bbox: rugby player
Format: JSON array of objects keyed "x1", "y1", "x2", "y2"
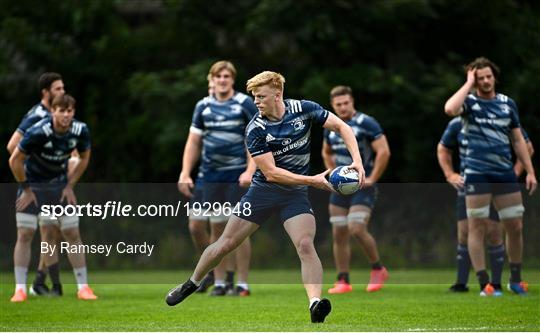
[
  {"x1": 322, "y1": 86, "x2": 390, "y2": 293},
  {"x1": 9, "y1": 94, "x2": 97, "y2": 301},
  {"x1": 166, "y1": 71, "x2": 365, "y2": 323},
  {"x1": 444, "y1": 57, "x2": 536, "y2": 296},
  {"x1": 438, "y1": 117, "x2": 533, "y2": 294},
  {"x1": 7, "y1": 73, "x2": 65, "y2": 296},
  {"x1": 178, "y1": 61, "x2": 258, "y2": 296}
]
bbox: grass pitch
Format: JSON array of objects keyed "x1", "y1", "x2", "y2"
[{"x1": 1, "y1": 269, "x2": 539, "y2": 331}]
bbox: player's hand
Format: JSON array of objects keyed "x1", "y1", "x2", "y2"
[
  {"x1": 61, "y1": 185, "x2": 77, "y2": 205},
  {"x1": 466, "y1": 67, "x2": 476, "y2": 86},
  {"x1": 347, "y1": 162, "x2": 366, "y2": 189},
  {"x1": 446, "y1": 173, "x2": 464, "y2": 190},
  {"x1": 16, "y1": 188, "x2": 38, "y2": 211},
  {"x1": 526, "y1": 173, "x2": 537, "y2": 195},
  {"x1": 312, "y1": 169, "x2": 336, "y2": 192},
  {"x1": 238, "y1": 170, "x2": 254, "y2": 188},
  {"x1": 178, "y1": 173, "x2": 194, "y2": 198}
]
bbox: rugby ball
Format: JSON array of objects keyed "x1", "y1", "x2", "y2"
[{"x1": 329, "y1": 166, "x2": 360, "y2": 195}]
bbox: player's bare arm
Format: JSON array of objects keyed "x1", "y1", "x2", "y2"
[
  {"x1": 61, "y1": 149, "x2": 90, "y2": 205},
  {"x1": 436, "y1": 143, "x2": 463, "y2": 190},
  {"x1": 9, "y1": 147, "x2": 37, "y2": 211},
  {"x1": 6, "y1": 131, "x2": 23, "y2": 155},
  {"x1": 514, "y1": 141, "x2": 534, "y2": 177},
  {"x1": 321, "y1": 141, "x2": 336, "y2": 170},
  {"x1": 252, "y1": 152, "x2": 333, "y2": 192},
  {"x1": 510, "y1": 128, "x2": 537, "y2": 195},
  {"x1": 323, "y1": 112, "x2": 365, "y2": 187},
  {"x1": 178, "y1": 132, "x2": 202, "y2": 197},
  {"x1": 365, "y1": 135, "x2": 390, "y2": 186},
  {"x1": 444, "y1": 68, "x2": 476, "y2": 117},
  {"x1": 238, "y1": 152, "x2": 256, "y2": 188}
]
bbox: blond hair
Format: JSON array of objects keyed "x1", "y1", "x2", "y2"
[
  {"x1": 208, "y1": 60, "x2": 237, "y2": 79},
  {"x1": 246, "y1": 71, "x2": 285, "y2": 93}
]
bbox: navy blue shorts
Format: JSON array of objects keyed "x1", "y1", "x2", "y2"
[
  {"x1": 456, "y1": 191, "x2": 499, "y2": 221},
  {"x1": 189, "y1": 181, "x2": 204, "y2": 206},
  {"x1": 17, "y1": 184, "x2": 65, "y2": 215},
  {"x1": 464, "y1": 172, "x2": 520, "y2": 196},
  {"x1": 203, "y1": 182, "x2": 246, "y2": 205},
  {"x1": 234, "y1": 186, "x2": 313, "y2": 225},
  {"x1": 329, "y1": 186, "x2": 377, "y2": 209}
]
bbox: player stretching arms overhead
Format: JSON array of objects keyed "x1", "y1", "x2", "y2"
[
  {"x1": 166, "y1": 71, "x2": 365, "y2": 323},
  {"x1": 444, "y1": 57, "x2": 536, "y2": 296}
]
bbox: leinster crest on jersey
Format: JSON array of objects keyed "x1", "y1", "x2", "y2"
[{"x1": 293, "y1": 119, "x2": 305, "y2": 131}]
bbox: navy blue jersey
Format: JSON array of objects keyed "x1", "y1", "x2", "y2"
[
  {"x1": 190, "y1": 92, "x2": 258, "y2": 181},
  {"x1": 17, "y1": 103, "x2": 50, "y2": 135},
  {"x1": 18, "y1": 118, "x2": 91, "y2": 183},
  {"x1": 461, "y1": 93, "x2": 520, "y2": 175},
  {"x1": 323, "y1": 112, "x2": 383, "y2": 177},
  {"x1": 440, "y1": 117, "x2": 467, "y2": 173},
  {"x1": 245, "y1": 99, "x2": 329, "y2": 191},
  {"x1": 441, "y1": 116, "x2": 530, "y2": 175}
]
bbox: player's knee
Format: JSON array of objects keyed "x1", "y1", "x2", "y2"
[
  {"x1": 458, "y1": 234, "x2": 468, "y2": 245},
  {"x1": 296, "y1": 237, "x2": 315, "y2": 257},
  {"x1": 504, "y1": 219, "x2": 523, "y2": 236},
  {"x1": 457, "y1": 227, "x2": 468, "y2": 245},
  {"x1": 61, "y1": 227, "x2": 81, "y2": 242},
  {"x1": 487, "y1": 232, "x2": 503, "y2": 247},
  {"x1": 17, "y1": 228, "x2": 35, "y2": 243},
  {"x1": 331, "y1": 222, "x2": 348, "y2": 242},
  {"x1": 498, "y1": 204, "x2": 525, "y2": 220},
  {"x1": 348, "y1": 222, "x2": 368, "y2": 237},
  {"x1": 188, "y1": 220, "x2": 207, "y2": 236},
  {"x1": 467, "y1": 205, "x2": 490, "y2": 219},
  {"x1": 217, "y1": 237, "x2": 238, "y2": 255},
  {"x1": 40, "y1": 225, "x2": 58, "y2": 241},
  {"x1": 332, "y1": 230, "x2": 348, "y2": 244},
  {"x1": 210, "y1": 223, "x2": 226, "y2": 237}
]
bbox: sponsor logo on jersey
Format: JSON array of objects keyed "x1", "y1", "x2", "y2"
[
  {"x1": 272, "y1": 137, "x2": 308, "y2": 156},
  {"x1": 500, "y1": 104, "x2": 510, "y2": 114},
  {"x1": 266, "y1": 133, "x2": 275, "y2": 142},
  {"x1": 282, "y1": 138, "x2": 292, "y2": 145},
  {"x1": 44, "y1": 141, "x2": 53, "y2": 149},
  {"x1": 68, "y1": 139, "x2": 77, "y2": 148},
  {"x1": 474, "y1": 117, "x2": 511, "y2": 126},
  {"x1": 230, "y1": 104, "x2": 243, "y2": 114},
  {"x1": 205, "y1": 120, "x2": 244, "y2": 127},
  {"x1": 471, "y1": 103, "x2": 481, "y2": 111}
]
